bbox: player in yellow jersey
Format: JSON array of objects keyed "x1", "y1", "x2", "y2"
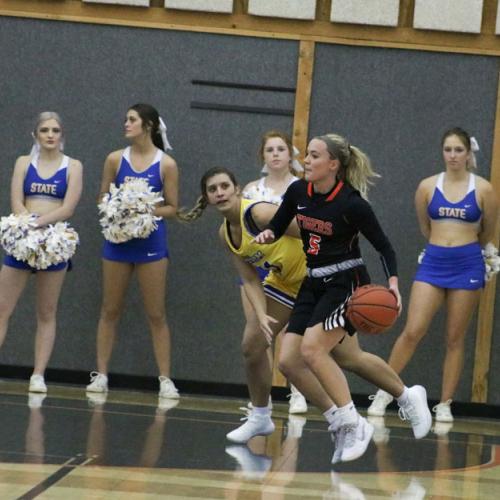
[{"x1": 179, "y1": 167, "x2": 423, "y2": 457}]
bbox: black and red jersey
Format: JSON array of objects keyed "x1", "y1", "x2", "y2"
[{"x1": 267, "y1": 179, "x2": 397, "y2": 277}]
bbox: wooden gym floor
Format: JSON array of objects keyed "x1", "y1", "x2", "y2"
[{"x1": 0, "y1": 380, "x2": 499, "y2": 499}]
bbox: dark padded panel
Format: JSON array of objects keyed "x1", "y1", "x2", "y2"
[
  {"x1": 309, "y1": 43, "x2": 499, "y2": 402},
  {"x1": 0, "y1": 17, "x2": 297, "y2": 384}
]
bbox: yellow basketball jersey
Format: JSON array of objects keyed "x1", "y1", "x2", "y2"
[{"x1": 224, "y1": 199, "x2": 306, "y2": 298}]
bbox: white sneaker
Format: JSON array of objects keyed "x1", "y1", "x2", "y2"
[
  {"x1": 226, "y1": 410, "x2": 275, "y2": 444},
  {"x1": 328, "y1": 412, "x2": 344, "y2": 464},
  {"x1": 398, "y1": 385, "x2": 432, "y2": 439},
  {"x1": 225, "y1": 444, "x2": 272, "y2": 480},
  {"x1": 159, "y1": 376, "x2": 180, "y2": 399},
  {"x1": 287, "y1": 385, "x2": 308, "y2": 414},
  {"x1": 28, "y1": 393, "x2": 47, "y2": 409},
  {"x1": 367, "y1": 389, "x2": 393, "y2": 416},
  {"x1": 433, "y1": 399, "x2": 453, "y2": 422},
  {"x1": 29, "y1": 375, "x2": 47, "y2": 393},
  {"x1": 286, "y1": 415, "x2": 307, "y2": 438},
  {"x1": 340, "y1": 415, "x2": 374, "y2": 462},
  {"x1": 367, "y1": 416, "x2": 390, "y2": 444},
  {"x1": 86, "y1": 371, "x2": 108, "y2": 393}
]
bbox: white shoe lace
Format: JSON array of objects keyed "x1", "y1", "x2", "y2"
[{"x1": 398, "y1": 403, "x2": 420, "y2": 426}]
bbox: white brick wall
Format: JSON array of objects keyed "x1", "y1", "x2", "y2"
[
  {"x1": 330, "y1": 0, "x2": 399, "y2": 27},
  {"x1": 414, "y1": 0, "x2": 483, "y2": 34},
  {"x1": 248, "y1": 0, "x2": 317, "y2": 21},
  {"x1": 164, "y1": 0, "x2": 233, "y2": 13},
  {"x1": 83, "y1": 0, "x2": 150, "y2": 6}
]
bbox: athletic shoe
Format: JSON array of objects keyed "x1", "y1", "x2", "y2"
[
  {"x1": 158, "y1": 376, "x2": 180, "y2": 399},
  {"x1": 28, "y1": 393, "x2": 47, "y2": 409},
  {"x1": 86, "y1": 371, "x2": 108, "y2": 393},
  {"x1": 367, "y1": 416, "x2": 390, "y2": 444},
  {"x1": 328, "y1": 413, "x2": 344, "y2": 465},
  {"x1": 225, "y1": 444, "x2": 272, "y2": 479},
  {"x1": 226, "y1": 411, "x2": 275, "y2": 444},
  {"x1": 367, "y1": 389, "x2": 393, "y2": 416},
  {"x1": 29, "y1": 375, "x2": 47, "y2": 393},
  {"x1": 398, "y1": 385, "x2": 432, "y2": 439},
  {"x1": 287, "y1": 385, "x2": 308, "y2": 414},
  {"x1": 286, "y1": 415, "x2": 307, "y2": 438},
  {"x1": 432, "y1": 399, "x2": 453, "y2": 422},
  {"x1": 340, "y1": 415, "x2": 374, "y2": 462}
]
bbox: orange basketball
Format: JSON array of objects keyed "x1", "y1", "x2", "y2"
[{"x1": 346, "y1": 284, "x2": 398, "y2": 335}]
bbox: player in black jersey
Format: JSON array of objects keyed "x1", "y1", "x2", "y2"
[{"x1": 255, "y1": 133, "x2": 432, "y2": 463}]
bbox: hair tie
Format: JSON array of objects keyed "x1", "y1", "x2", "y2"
[
  {"x1": 470, "y1": 136, "x2": 480, "y2": 152},
  {"x1": 158, "y1": 117, "x2": 173, "y2": 151}
]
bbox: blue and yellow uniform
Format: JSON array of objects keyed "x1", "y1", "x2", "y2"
[
  {"x1": 4, "y1": 154, "x2": 70, "y2": 271},
  {"x1": 224, "y1": 198, "x2": 305, "y2": 308},
  {"x1": 416, "y1": 173, "x2": 485, "y2": 290},
  {"x1": 102, "y1": 147, "x2": 169, "y2": 263}
]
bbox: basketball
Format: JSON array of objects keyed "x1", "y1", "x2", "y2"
[{"x1": 346, "y1": 284, "x2": 399, "y2": 335}]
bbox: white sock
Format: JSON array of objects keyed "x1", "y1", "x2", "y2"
[
  {"x1": 253, "y1": 405, "x2": 271, "y2": 417},
  {"x1": 323, "y1": 404, "x2": 339, "y2": 424},
  {"x1": 396, "y1": 386, "x2": 410, "y2": 406},
  {"x1": 337, "y1": 402, "x2": 358, "y2": 425}
]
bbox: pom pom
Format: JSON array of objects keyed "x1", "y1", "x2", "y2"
[
  {"x1": 483, "y1": 243, "x2": 500, "y2": 281},
  {"x1": 98, "y1": 178, "x2": 164, "y2": 243},
  {"x1": 0, "y1": 214, "x2": 79, "y2": 269}
]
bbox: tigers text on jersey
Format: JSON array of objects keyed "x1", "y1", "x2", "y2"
[{"x1": 267, "y1": 179, "x2": 397, "y2": 276}]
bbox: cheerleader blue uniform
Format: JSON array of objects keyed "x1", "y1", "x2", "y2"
[
  {"x1": 3, "y1": 154, "x2": 70, "y2": 272},
  {"x1": 415, "y1": 173, "x2": 485, "y2": 290},
  {"x1": 102, "y1": 147, "x2": 169, "y2": 263}
]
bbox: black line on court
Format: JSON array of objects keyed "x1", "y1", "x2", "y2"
[
  {"x1": 16, "y1": 454, "x2": 90, "y2": 500},
  {"x1": 191, "y1": 101, "x2": 294, "y2": 116},
  {"x1": 192, "y1": 79, "x2": 296, "y2": 93}
]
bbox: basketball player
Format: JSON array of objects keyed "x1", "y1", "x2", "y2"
[
  {"x1": 368, "y1": 127, "x2": 499, "y2": 423},
  {"x1": 0, "y1": 112, "x2": 83, "y2": 393},
  {"x1": 242, "y1": 130, "x2": 307, "y2": 415},
  {"x1": 86, "y1": 103, "x2": 179, "y2": 400},
  {"x1": 254, "y1": 133, "x2": 432, "y2": 462},
  {"x1": 181, "y1": 166, "x2": 430, "y2": 464}
]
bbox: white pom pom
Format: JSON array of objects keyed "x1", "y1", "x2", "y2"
[
  {"x1": 98, "y1": 178, "x2": 163, "y2": 244},
  {"x1": 483, "y1": 243, "x2": 500, "y2": 281},
  {"x1": 0, "y1": 214, "x2": 79, "y2": 269}
]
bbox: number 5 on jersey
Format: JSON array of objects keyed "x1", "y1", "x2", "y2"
[{"x1": 307, "y1": 234, "x2": 321, "y2": 255}]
